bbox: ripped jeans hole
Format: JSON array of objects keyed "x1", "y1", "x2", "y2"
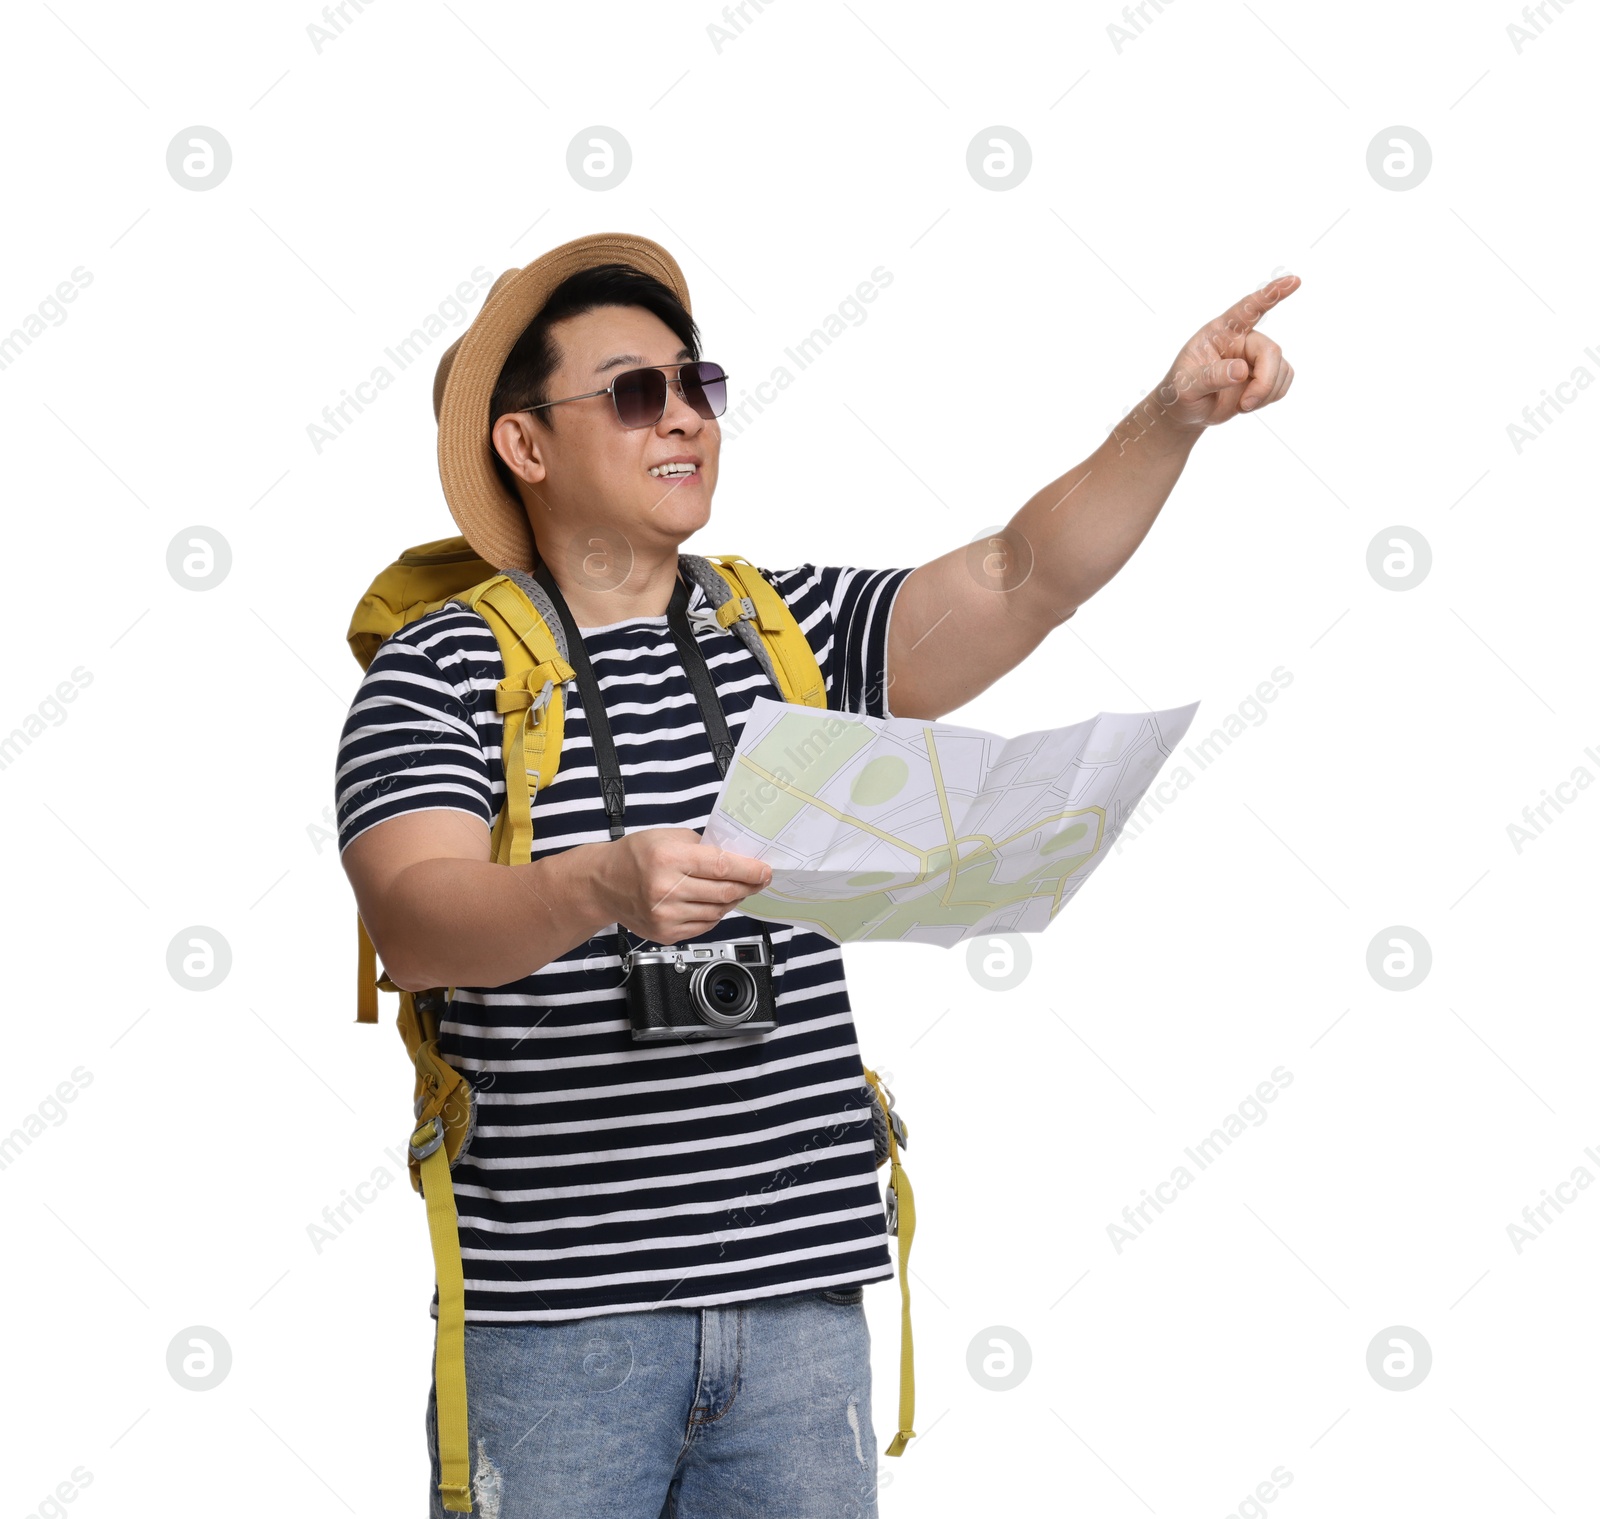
[
  {"x1": 472, "y1": 1439, "x2": 504, "y2": 1519},
  {"x1": 845, "y1": 1396, "x2": 867, "y2": 1466}
]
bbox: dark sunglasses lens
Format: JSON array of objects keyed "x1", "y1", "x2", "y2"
[
  {"x1": 680, "y1": 362, "x2": 728, "y2": 420},
  {"x1": 613, "y1": 367, "x2": 667, "y2": 428}
]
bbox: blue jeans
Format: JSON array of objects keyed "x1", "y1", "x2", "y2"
[{"x1": 426, "y1": 1286, "x2": 879, "y2": 1518}]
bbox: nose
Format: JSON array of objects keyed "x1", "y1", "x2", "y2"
[{"x1": 658, "y1": 373, "x2": 708, "y2": 434}]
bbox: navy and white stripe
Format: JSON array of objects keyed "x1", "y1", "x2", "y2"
[{"x1": 336, "y1": 563, "x2": 913, "y2": 1321}]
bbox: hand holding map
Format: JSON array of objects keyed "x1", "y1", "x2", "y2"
[{"x1": 701, "y1": 695, "x2": 1200, "y2": 946}]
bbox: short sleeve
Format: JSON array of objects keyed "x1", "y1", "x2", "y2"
[
  {"x1": 334, "y1": 608, "x2": 502, "y2": 856},
  {"x1": 758, "y1": 564, "x2": 914, "y2": 719}
]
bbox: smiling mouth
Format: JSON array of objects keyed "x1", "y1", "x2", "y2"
[{"x1": 648, "y1": 463, "x2": 700, "y2": 479}]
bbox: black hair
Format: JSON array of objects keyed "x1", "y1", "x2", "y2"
[{"x1": 487, "y1": 263, "x2": 700, "y2": 499}]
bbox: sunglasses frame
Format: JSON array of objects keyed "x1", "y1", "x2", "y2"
[{"x1": 518, "y1": 360, "x2": 731, "y2": 430}]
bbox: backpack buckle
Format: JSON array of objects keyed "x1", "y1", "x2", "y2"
[
  {"x1": 714, "y1": 595, "x2": 758, "y2": 631},
  {"x1": 409, "y1": 1114, "x2": 444, "y2": 1162}
]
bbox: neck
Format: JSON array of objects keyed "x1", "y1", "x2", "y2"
[{"x1": 532, "y1": 537, "x2": 683, "y2": 630}]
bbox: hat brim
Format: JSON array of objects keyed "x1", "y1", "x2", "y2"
[{"x1": 434, "y1": 232, "x2": 693, "y2": 573}]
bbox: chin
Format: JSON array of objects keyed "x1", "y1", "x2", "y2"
[{"x1": 649, "y1": 492, "x2": 714, "y2": 540}]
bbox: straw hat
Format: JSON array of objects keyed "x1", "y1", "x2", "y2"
[{"x1": 431, "y1": 231, "x2": 693, "y2": 572}]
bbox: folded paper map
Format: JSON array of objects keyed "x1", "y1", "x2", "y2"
[{"x1": 701, "y1": 695, "x2": 1201, "y2": 946}]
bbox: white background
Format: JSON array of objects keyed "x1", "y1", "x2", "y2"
[{"x1": 3, "y1": 2, "x2": 1597, "y2": 1515}]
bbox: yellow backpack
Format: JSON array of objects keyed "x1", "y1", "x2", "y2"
[{"x1": 344, "y1": 534, "x2": 917, "y2": 1512}]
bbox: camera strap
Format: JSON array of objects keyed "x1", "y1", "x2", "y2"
[
  {"x1": 664, "y1": 574, "x2": 738, "y2": 772},
  {"x1": 531, "y1": 560, "x2": 628, "y2": 841},
  {"x1": 661, "y1": 574, "x2": 780, "y2": 970},
  {"x1": 531, "y1": 558, "x2": 776, "y2": 968}
]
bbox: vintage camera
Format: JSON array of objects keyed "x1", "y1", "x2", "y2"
[{"x1": 623, "y1": 935, "x2": 778, "y2": 1041}]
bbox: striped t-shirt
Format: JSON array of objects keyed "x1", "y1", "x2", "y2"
[{"x1": 335, "y1": 560, "x2": 914, "y2": 1322}]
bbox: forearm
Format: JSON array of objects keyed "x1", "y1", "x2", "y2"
[
  {"x1": 1010, "y1": 384, "x2": 1202, "y2": 619},
  {"x1": 384, "y1": 843, "x2": 615, "y2": 992}
]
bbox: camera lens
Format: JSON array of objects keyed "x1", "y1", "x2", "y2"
[{"x1": 689, "y1": 961, "x2": 757, "y2": 1026}]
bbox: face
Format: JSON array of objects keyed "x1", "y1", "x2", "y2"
[{"x1": 490, "y1": 305, "x2": 720, "y2": 567}]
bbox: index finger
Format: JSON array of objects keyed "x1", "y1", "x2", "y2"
[
  {"x1": 695, "y1": 844, "x2": 773, "y2": 888},
  {"x1": 1207, "y1": 273, "x2": 1301, "y2": 344}
]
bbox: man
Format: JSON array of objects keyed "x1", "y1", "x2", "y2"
[{"x1": 336, "y1": 232, "x2": 1297, "y2": 1517}]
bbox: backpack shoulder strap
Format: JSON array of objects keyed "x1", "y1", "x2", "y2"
[
  {"x1": 688, "y1": 553, "x2": 827, "y2": 709},
  {"x1": 345, "y1": 545, "x2": 576, "y2": 1513},
  {"x1": 864, "y1": 1066, "x2": 917, "y2": 1457},
  {"x1": 350, "y1": 552, "x2": 574, "y2": 1023},
  {"x1": 452, "y1": 574, "x2": 575, "y2": 871},
  {"x1": 687, "y1": 554, "x2": 914, "y2": 1455}
]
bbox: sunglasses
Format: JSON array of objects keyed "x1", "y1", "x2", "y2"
[{"x1": 521, "y1": 360, "x2": 730, "y2": 430}]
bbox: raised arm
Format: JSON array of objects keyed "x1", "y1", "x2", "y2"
[{"x1": 884, "y1": 275, "x2": 1300, "y2": 722}]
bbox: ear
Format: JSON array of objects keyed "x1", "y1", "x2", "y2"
[{"x1": 490, "y1": 412, "x2": 549, "y2": 488}]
